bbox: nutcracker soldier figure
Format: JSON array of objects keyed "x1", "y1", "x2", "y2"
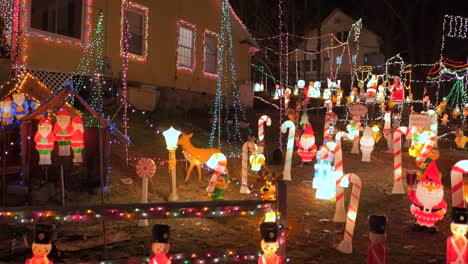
[
  {"x1": 447, "y1": 207, "x2": 468, "y2": 264},
  {"x1": 259, "y1": 222, "x2": 283, "y2": 264},
  {"x1": 367, "y1": 215, "x2": 387, "y2": 264},
  {"x1": 25, "y1": 224, "x2": 54, "y2": 264},
  {"x1": 149, "y1": 224, "x2": 171, "y2": 264}
]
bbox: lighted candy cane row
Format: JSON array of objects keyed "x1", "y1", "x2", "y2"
[
  {"x1": 206, "y1": 153, "x2": 227, "y2": 195},
  {"x1": 281, "y1": 120, "x2": 295, "y2": 181},
  {"x1": 322, "y1": 141, "x2": 346, "y2": 222},
  {"x1": 240, "y1": 141, "x2": 256, "y2": 194},
  {"x1": 258, "y1": 115, "x2": 271, "y2": 154},
  {"x1": 336, "y1": 173, "x2": 362, "y2": 254},
  {"x1": 450, "y1": 160, "x2": 468, "y2": 208}
]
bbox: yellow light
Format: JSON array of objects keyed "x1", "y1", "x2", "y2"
[{"x1": 264, "y1": 212, "x2": 276, "y2": 222}]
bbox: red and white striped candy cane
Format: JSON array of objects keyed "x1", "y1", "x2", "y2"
[
  {"x1": 323, "y1": 141, "x2": 346, "y2": 222},
  {"x1": 336, "y1": 173, "x2": 362, "y2": 254},
  {"x1": 450, "y1": 160, "x2": 468, "y2": 208},
  {"x1": 240, "y1": 141, "x2": 256, "y2": 194},
  {"x1": 258, "y1": 115, "x2": 271, "y2": 154},
  {"x1": 206, "y1": 153, "x2": 228, "y2": 195},
  {"x1": 335, "y1": 131, "x2": 349, "y2": 149},
  {"x1": 393, "y1": 126, "x2": 410, "y2": 194},
  {"x1": 281, "y1": 120, "x2": 295, "y2": 181},
  {"x1": 415, "y1": 131, "x2": 436, "y2": 168}
]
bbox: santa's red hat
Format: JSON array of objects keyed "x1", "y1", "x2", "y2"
[
  {"x1": 39, "y1": 117, "x2": 52, "y2": 125},
  {"x1": 420, "y1": 161, "x2": 441, "y2": 187},
  {"x1": 72, "y1": 116, "x2": 83, "y2": 125},
  {"x1": 3, "y1": 96, "x2": 12, "y2": 102},
  {"x1": 57, "y1": 108, "x2": 70, "y2": 116},
  {"x1": 303, "y1": 124, "x2": 314, "y2": 137}
]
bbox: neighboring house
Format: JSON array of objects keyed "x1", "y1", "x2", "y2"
[
  {"x1": 3, "y1": 0, "x2": 256, "y2": 112},
  {"x1": 296, "y1": 9, "x2": 384, "y2": 87}
]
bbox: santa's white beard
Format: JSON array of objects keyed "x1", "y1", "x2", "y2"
[
  {"x1": 39, "y1": 129, "x2": 51, "y2": 137},
  {"x1": 300, "y1": 136, "x2": 315, "y2": 151},
  {"x1": 57, "y1": 118, "x2": 70, "y2": 129},
  {"x1": 416, "y1": 184, "x2": 444, "y2": 212}
]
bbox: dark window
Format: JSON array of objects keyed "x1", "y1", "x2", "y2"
[
  {"x1": 311, "y1": 59, "x2": 319, "y2": 71},
  {"x1": 127, "y1": 10, "x2": 144, "y2": 55},
  {"x1": 177, "y1": 24, "x2": 195, "y2": 69},
  {"x1": 204, "y1": 33, "x2": 218, "y2": 75},
  {"x1": 302, "y1": 60, "x2": 311, "y2": 72},
  {"x1": 336, "y1": 31, "x2": 348, "y2": 42},
  {"x1": 30, "y1": 0, "x2": 83, "y2": 39}
]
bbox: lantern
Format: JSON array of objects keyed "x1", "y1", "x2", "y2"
[
  {"x1": 163, "y1": 127, "x2": 181, "y2": 201},
  {"x1": 163, "y1": 127, "x2": 181, "y2": 150},
  {"x1": 249, "y1": 153, "x2": 265, "y2": 172}
]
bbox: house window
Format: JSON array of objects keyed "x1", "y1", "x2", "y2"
[
  {"x1": 177, "y1": 20, "x2": 196, "y2": 71},
  {"x1": 120, "y1": 2, "x2": 149, "y2": 62},
  {"x1": 203, "y1": 30, "x2": 218, "y2": 77},
  {"x1": 311, "y1": 59, "x2": 319, "y2": 72},
  {"x1": 352, "y1": 55, "x2": 357, "y2": 64},
  {"x1": 336, "y1": 31, "x2": 349, "y2": 42},
  {"x1": 30, "y1": 0, "x2": 83, "y2": 39},
  {"x1": 302, "y1": 60, "x2": 311, "y2": 72},
  {"x1": 336, "y1": 56, "x2": 342, "y2": 65}
]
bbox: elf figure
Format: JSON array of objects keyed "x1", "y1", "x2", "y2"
[
  {"x1": 446, "y1": 207, "x2": 468, "y2": 264},
  {"x1": 149, "y1": 224, "x2": 171, "y2": 264},
  {"x1": 34, "y1": 118, "x2": 56, "y2": 165},
  {"x1": 409, "y1": 160, "x2": 447, "y2": 232},
  {"x1": 210, "y1": 174, "x2": 229, "y2": 201},
  {"x1": 12, "y1": 92, "x2": 30, "y2": 120},
  {"x1": 367, "y1": 215, "x2": 387, "y2": 264},
  {"x1": 389, "y1": 76, "x2": 404, "y2": 101},
  {"x1": 0, "y1": 96, "x2": 14, "y2": 126},
  {"x1": 259, "y1": 222, "x2": 283, "y2": 264},
  {"x1": 295, "y1": 124, "x2": 317, "y2": 163},
  {"x1": 71, "y1": 116, "x2": 85, "y2": 163},
  {"x1": 53, "y1": 109, "x2": 74, "y2": 156},
  {"x1": 26, "y1": 224, "x2": 53, "y2": 264}
]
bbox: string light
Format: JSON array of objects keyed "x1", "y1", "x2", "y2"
[
  {"x1": 119, "y1": 1, "x2": 149, "y2": 62},
  {"x1": 121, "y1": 0, "x2": 131, "y2": 164}
]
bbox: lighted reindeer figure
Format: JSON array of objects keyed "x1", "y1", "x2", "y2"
[{"x1": 178, "y1": 133, "x2": 229, "y2": 183}]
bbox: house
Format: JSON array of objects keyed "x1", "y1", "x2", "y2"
[
  {"x1": 295, "y1": 9, "x2": 384, "y2": 88},
  {"x1": 3, "y1": 0, "x2": 256, "y2": 112}
]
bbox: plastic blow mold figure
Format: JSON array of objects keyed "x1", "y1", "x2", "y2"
[
  {"x1": 446, "y1": 208, "x2": 468, "y2": 264},
  {"x1": 0, "y1": 96, "x2": 14, "y2": 126},
  {"x1": 259, "y1": 222, "x2": 283, "y2": 264},
  {"x1": 53, "y1": 109, "x2": 74, "y2": 156},
  {"x1": 409, "y1": 161, "x2": 447, "y2": 233},
  {"x1": 71, "y1": 116, "x2": 85, "y2": 163},
  {"x1": 12, "y1": 92, "x2": 30, "y2": 120},
  {"x1": 149, "y1": 224, "x2": 171, "y2": 264},
  {"x1": 210, "y1": 174, "x2": 229, "y2": 201},
  {"x1": 367, "y1": 215, "x2": 387, "y2": 264},
  {"x1": 34, "y1": 118, "x2": 56, "y2": 165},
  {"x1": 389, "y1": 76, "x2": 404, "y2": 101},
  {"x1": 26, "y1": 224, "x2": 53, "y2": 264},
  {"x1": 296, "y1": 124, "x2": 317, "y2": 163},
  {"x1": 360, "y1": 127, "x2": 375, "y2": 162}
]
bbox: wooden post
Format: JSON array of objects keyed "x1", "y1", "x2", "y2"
[{"x1": 60, "y1": 164, "x2": 65, "y2": 206}]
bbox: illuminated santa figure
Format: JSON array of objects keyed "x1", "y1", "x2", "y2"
[
  {"x1": 0, "y1": 96, "x2": 14, "y2": 126},
  {"x1": 26, "y1": 224, "x2": 53, "y2": 264},
  {"x1": 296, "y1": 124, "x2": 317, "y2": 163},
  {"x1": 12, "y1": 92, "x2": 30, "y2": 120},
  {"x1": 53, "y1": 109, "x2": 74, "y2": 156},
  {"x1": 34, "y1": 118, "x2": 56, "y2": 165},
  {"x1": 367, "y1": 215, "x2": 387, "y2": 264},
  {"x1": 258, "y1": 222, "x2": 283, "y2": 264},
  {"x1": 149, "y1": 224, "x2": 171, "y2": 264},
  {"x1": 389, "y1": 76, "x2": 404, "y2": 101},
  {"x1": 366, "y1": 74, "x2": 378, "y2": 103},
  {"x1": 71, "y1": 116, "x2": 85, "y2": 163},
  {"x1": 360, "y1": 126, "x2": 375, "y2": 162},
  {"x1": 446, "y1": 207, "x2": 468, "y2": 264},
  {"x1": 408, "y1": 160, "x2": 447, "y2": 232}
]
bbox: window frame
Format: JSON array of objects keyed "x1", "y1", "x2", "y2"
[
  {"x1": 120, "y1": 1, "x2": 149, "y2": 62},
  {"x1": 176, "y1": 19, "x2": 197, "y2": 72},
  {"x1": 203, "y1": 29, "x2": 219, "y2": 78},
  {"x1": 24, "y1": 0, "x2": 92, "y2": 46}
]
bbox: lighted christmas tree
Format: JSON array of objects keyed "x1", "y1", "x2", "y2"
[
  {"x1": 0, "y1": 16, "x2": 10, "y2": 58},
  {"x1": 209, "y1": 0, "x2": 251, "y2": 155}
]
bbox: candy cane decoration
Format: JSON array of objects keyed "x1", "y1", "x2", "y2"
[
  {"x1": 450, "y1": 160, "x2": 468, "y2": 208},
  {"x1": 258, "y1": 115, "x2": 271, "y2": 154},
  {"x1": 384, "y1": 111, "x2": 393, "y2": 153},
  {"x1": 281, "y1": 120, "x2": 295, "y2": 181},
  {"x1": 415, "y1": 130, "x2": 436, "y2": 168},
  {"x1": 206, "y1": 153, "x2": 228, "y2": 195},
  {"x1": 240, "y1": 141, "x2": 256, "y2": 194},
  {"x1": 335, "y1": 131, "x2": 349, "y2": 149},
  {"x1": 323, "y1": 112, "x2": 337, "y2": 144},
  {"x1": 323, "y1": 141, "x2": 346, "y2": 222},
  {"x1": 427, "y1": 109, "x2": 438, "y2": 148},
  {"x1": 393, "y1": 126, "x2": 410, "y2": 194},
  {"x1": 336, "y1": 173, "x2": 362, "y2": 254}
]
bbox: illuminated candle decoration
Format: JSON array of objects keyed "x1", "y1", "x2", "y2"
[
  {"x1": 371, "y1": 124, "x2": 382, "y2": 143},
  {"x1": 296, "y1": 124, "x2": 317, "y2": 163},
  {"x1": 259, "y1": 222, "x2": 283, "y2": 264},
  {"x1": 281, "y1": 120, "x2": 295, "y2": 181},
  {"x1": 70, "y1": 116, "x2": 85, "y2": 164},
  {"x1": 26, "y1": 224, "x2": 53, "y2": 264},
  {"x1": 120, "y1": 1, "x2": 149, "y2": 62},
  {"x1": 0, "y1": 96, "x2": 14, "y2": 126},
  {"x1": 11, "y1": 92, "x2": 29, "y2": 119},
  {"x1": 450, "y1": 160, "x2": 468, "y2": 208},
  {"x1": 35, "y1": 117, "x2": 56, "y2": 165},
  {"x1": 53, "y1": 109, "x2": 74, "y2": 157},
  {"x1": 360, "y1": 127, "x2": 375, "y2": 162},
  {"x1": 367, "y1": 215, "x2": 387, "y2": 264},
  {"x1": 408, "y1": 161, "x2": 446, "y2": 232},
  {"x1": 149, "y1": 224, "x2": 171, "y2": 264},
  {"x1": 446, "y1": 208, "x2": 468, "y2": 264}
]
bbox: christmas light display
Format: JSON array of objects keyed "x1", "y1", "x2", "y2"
[
  {"x1": 296, "y1": 124, "x2": 317, "y2": 163},
  {"x1": 450, "y1": 160, "x2": 468, "y2": 208},
  {"x1": 281, "y1": 120, "x2": 295, "y2": 181},
  {"x1": 11, "y1": 92, "x2": 29, "y2": 119},
  {"x1": 120, "y1": 1, "x2": 149, "y2": 62},
  {"x1": 313, "y1": 148, "x2": 335, "y2": 200},
  {"x1": 336, "y1": 173, "x2": 362, "y2": 254}
]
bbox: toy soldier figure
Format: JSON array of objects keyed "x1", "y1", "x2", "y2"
[
  {"x1": 149, "y1": 224, "x2": 171, "y2": 264},
  {"x1": 367, "y1": 215, "x2": 387, "y2": 264}
]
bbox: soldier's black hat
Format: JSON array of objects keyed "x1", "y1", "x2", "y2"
[
  {"x1": 260, "y1": 222, "x2": 278, "y2": 242},
  {"x1": 368, "y1": 215, "x2": 387, "y2": 234},
  {"x1": 152, "y1": 224, "x2": 170, "y2": 243},
  {"x1": 33, "y1": 224, "x2": 52, "y2": 244}
]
